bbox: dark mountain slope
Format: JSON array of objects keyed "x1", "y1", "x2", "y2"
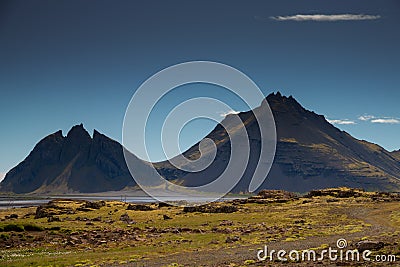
[
  {"x1": 0, "y1": 124, "x2": 136, "y2": 194},
  {"x1": 156, "y1": 93, "x2": 400, "y2": 192}
]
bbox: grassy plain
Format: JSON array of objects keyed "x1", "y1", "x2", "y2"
[{"x1": 0, "y1": 188, "x2": 399, "y2": 266}]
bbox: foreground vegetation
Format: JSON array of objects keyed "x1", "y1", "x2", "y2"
[{"x1": 0, "y1": 188, "x2": 399, "y2": 266}]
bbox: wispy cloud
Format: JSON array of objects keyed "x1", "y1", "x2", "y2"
[
  {"x1": 358, "y1": 115, "x2": 400, "y2": 124},
  {"x1": 270, "y1": 14, "x2": 381, "y2": 22},
  {"x1": 327, "y1": 119, "x2": 356, "y2": 125},
  {"x1": 330, "y1": 115, "x2": 399, "y2": 125},
  {"x1": 358, "y1": 115, "x2": 375, "y2": 121},
  {"x1": 371, "y1": 118, "x2": 400, "y2": 124}
]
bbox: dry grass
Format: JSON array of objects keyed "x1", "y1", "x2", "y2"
[{"x1": 0, "y1": 194, "x2": 399, "y2": 266}]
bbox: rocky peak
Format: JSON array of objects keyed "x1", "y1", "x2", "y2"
[
  {"x1": 66, "y1": 123, "x2": 91, "y2": 141},
  {"x1": 53, "y1": 130, "x2": 63, "y2": 138},
  {"x1": 266, "y1": 92, "x2": 305, "y2": 114},
  {"x1": 93, "y1": 129, "x2": 101, "y2": 139},
  {"x1": 60, "y1": 124, "x2": 91, "y2": 162},
  {"x1": 93, "y1": 129, "x2": 111, "y2": 141}
]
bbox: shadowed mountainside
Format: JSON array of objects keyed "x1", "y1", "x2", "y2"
[{"x1": 0, "y1": 125, "x2": 137, "y2": 194}]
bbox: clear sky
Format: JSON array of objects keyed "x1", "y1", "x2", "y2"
[{"x1": 1, "y1": 0, "x2": 399, "y2": 181}]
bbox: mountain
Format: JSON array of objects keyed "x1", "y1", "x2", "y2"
[
  {"x1": 156, "y1": 92, "x2": 400, "y2": 192},
  {"x1": 391, "y1": 150, "x2": 400, "y2": 162},
  {"x1": 0, "y1": 124, "x2": 136, "y2": 194},
  {"x1": 1, "y1": 93, "x2": 400, "y2": 194}
]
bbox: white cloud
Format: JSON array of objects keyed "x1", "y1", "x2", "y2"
[
  {"x1": 371, "y1": 118, "x2": 400, "y2": 124},
  {"x1": 220, "y1": 110, "x2": 240, "y2": 117},
  {"x1": 327, "y1": 119, "x2": 356, "y2": 125},
  {"x1": 358, "y1": 115, "x2": 375, "y2": 121},
  {"x1": 358, "y1": 115, "x2": 400, "y2": 124},
  {"x1": 270, "y1": 14, "x2": 381, "y2": 22}
]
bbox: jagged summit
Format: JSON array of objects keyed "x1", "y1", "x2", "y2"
[
  {"x1": 54, "y1": 124, "x2": 107, "y2": 140},
  {"x1": 266, "y1": 91, "x2": 292, "y2": 101},
  {"x1": 265, "y1": 92, "x2": 307, "y2": 114},
  {"x1": 265, "y1": 91, "x2": 297, "y2": 103},
  {"x1": 66, "y1": 123, "x2": 88, "y2": 135}
]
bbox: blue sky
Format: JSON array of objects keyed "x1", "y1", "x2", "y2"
[{"x1": 0, "y1": 0, "x2": 399, "y2": 181}]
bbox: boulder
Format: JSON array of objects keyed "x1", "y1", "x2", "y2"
[
  {"x1": 183, "y1": 204, "x2": 238, "y2": 213},
  {"x1": 356, "y1": 241, "x2": 384, "y2": 252},
  {"x1": 126, "y1": 204, "x2": 155, "y2": 211},
  {"x1": 225, "y1": 236, "x2": 241, "y2": 243}
]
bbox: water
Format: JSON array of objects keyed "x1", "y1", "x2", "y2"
[
  {"x1": 0, "y1": 199, "x2": 51, "y2": 209},
  {"x1": 0, "y1": 195, "x2": 245, "y2": 209}
]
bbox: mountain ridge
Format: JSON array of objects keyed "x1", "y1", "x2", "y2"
[{"x1": 1, "y1": 93, "x2": 400, "y2": 194}]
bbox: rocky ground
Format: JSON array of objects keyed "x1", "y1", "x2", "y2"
[{"x1": 0, "y1": 188, "x2": 399, "y2": 266}]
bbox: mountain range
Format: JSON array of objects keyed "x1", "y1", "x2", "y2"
[{"x1": 1, "y1": 92, "x2": 400, "y2": 194}]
